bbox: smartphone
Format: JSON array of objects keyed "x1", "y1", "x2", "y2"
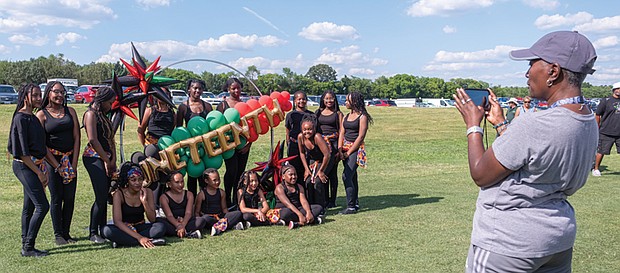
[{"x1": 464, "y1": 89, "x2": 490, "y2": 109}]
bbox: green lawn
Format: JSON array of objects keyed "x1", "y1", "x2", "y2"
[{"x1": 0, "y1": 105, "x2": 618, "y2": 272}]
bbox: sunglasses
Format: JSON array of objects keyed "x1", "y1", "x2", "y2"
[{"x1": 524, "y1": 101, "x2": 531, "y2": 103}]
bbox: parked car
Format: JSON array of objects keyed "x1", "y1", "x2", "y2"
[
  {"x1": 201, "y1": 91, "x2": 222, "y2": 106},
  {"x1": 74, "y1": 85, "x2": 106, "y2": 103},
  {"x1": 41, "y1": 83, "x2": 76, "y2": 103},
  {"x1": 307, "y1": 95, "x2": 321, "y2": 106},
  {"x1": 368, "y1": 99, "x2": 396, "y2": 106},
  {"x1": 0, "y1": 85, "x2": 18, "y2": 104},
  {"x1": 336, "y1": 94, "x2": 347, "y2": 106},
  {"x1": 171, "y1": 89, "x2": 188, "y2": 105}
]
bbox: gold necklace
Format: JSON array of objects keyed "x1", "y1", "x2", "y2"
[{"x1": 47, "y1": 107, "x2": 64, "y2": 118}]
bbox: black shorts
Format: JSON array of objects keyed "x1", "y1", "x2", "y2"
[{"x1": 597, "y1": 134, "x2": 620, "y2": 155}]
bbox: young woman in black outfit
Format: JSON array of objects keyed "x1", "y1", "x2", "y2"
[
  {"x1": 297, "y1": 115, "x2": 330, "y2": 208},
  {"x1": 315, "y1": 90, "x2": 343, "y2": 208},
  {"x1": 216, "y1": 78, "x2": 250, "y2": 208},
  {"x1": 36, "y1": 81, "x2": 81, "y2": 245},
  {"x1": 82, "y1": 86, "x2": 117, "y2": 243},
  {"x1": 158, "y1": 171, "x2": 204, "y2": 239},
  {"x1": 137, "y1": 87, "x2": 176, "y2": 146},
  {"x1": 8, "y1": 83, "x2": 50, "y2": 257},
  {"x1": 176, "y1": 79, "x2": 212, "y2": 196},
  {"x1": 274, "y1": 165, "x2": 323, "y2": 229}
]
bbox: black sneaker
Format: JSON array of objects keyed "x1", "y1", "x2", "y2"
[
  {"x1": 64, "y1": 236, "x2": 77, "y2": 244},
  {"x1": 55, "y1": 237, "x2": 68, "y2": 246},
  {"x1": 316, "y1": 215, "x2": 324, "y2": 225},
  {"x1": 187, "y1": 230, "x2": 202, "y2": 239},
  {"x1": 21, "y1": 248, "x2": 49, "y2": 257},
  {"x1": 89, "y1": 234, "x2": 106, "y2": 244},
  {"x1": 327, "y1": 202, "x2": 336, "y2": 208},
  {"x1": 338, "y1": 208, "x2": 357, "y2": 215},
  {"x1": 151, "y1": 238, "x2": 166, "y2": 246}
]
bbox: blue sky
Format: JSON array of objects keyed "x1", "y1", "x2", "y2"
[{"x1": 0, "y1": 0, "x2": 619, "y2": 87}]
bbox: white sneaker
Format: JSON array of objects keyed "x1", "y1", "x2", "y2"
[
  {"x1": 234, "y1": 222, "x2": 245, "y2": 230},
  {"x1": 316, "y1": 216, "x2": 324, "y2": 225},
  {"x1": 156, "y1": 208, "x2": 164, "y2": 218},
  {"x1": 244, "y1": 221, "x2": 251, "y2": 229},
  {"x1": 211, "y1": 226, "x2": 221, "y2": 236},
  {"x1": 592, "y1": 169, "x2": 601, "y2": 176}
]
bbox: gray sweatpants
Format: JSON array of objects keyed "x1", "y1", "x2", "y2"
[{"x1": 465, "y1": 245, "x2": 572, "y2": 273}]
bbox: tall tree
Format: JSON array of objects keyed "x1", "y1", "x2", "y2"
[{"x1": 306, "y1": 64, "x2": 337, "y2": 83}]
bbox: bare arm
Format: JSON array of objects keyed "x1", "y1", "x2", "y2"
[
  {"x1": 175, "y1": 104, "x2": 186, "y2": 127},
  {"x1": 142, "y1": 188, "x2": 157, "y2": 223},
  {"x1": 137, "y1": 107, "x2": 152, "y2": 146},
  {"x1": 315, "y1": 133, "x2": 331, "y2": 173},
  {"x1": 298, "y1": 186, "x2": 314, "y2": 225},
  {"x1": 68, "y1": 107, "x2": 81, "y2": 169},
  {"x1": 35, "y1": 111, "x2": 61, "y2": 170},
  {"x1": 345, "y1": 115, "x2": 368, "y2": 156},
  {"x1": 220, "y1": 189, "x2": 229, "y2": 214},
  {"x1": 274, "y1": 185, "x2": 302, "y2": 216},
  {"x1": 298, "y1": 134, "x2": 311, "y2": 179},
  {"x1": 194, "y1": 191, "x2": 204, "y2": 217},
  {"x1": 258, "y1": 190, "x2": 270, "y2": 214},
  {"x1": 84, "y1": 110, "x2": 111, "y2": 166}
]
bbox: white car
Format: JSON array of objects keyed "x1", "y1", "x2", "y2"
[
  {"x1": 201, "y1": 91, "x2": 222, "y2": 106},
  {"x1": 171, "y1": 90, "x2": 188, "y2": 105}
]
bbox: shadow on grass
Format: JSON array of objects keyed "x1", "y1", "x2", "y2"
[
  {"x1": 596, "y1": 165, "x2": 620, "y2": 176},
  {"x1": 326, "y1": 193, "x2": 443, "y2": 215}
]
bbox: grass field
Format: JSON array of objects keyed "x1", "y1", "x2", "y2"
[{"x1": 0, "y1": 104, "x2": 619, "y2": 272}]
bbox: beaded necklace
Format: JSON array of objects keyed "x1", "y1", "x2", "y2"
[{"x1": 549, "y1": 96, "x2": 585, "y2": 109}]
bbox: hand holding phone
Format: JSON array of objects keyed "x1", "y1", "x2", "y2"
[{"x1": 464, "y1": 89, "x2": 490, "y2": 109}]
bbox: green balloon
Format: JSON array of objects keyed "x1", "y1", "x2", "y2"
[
  {"x1": 222, "y1": 149, "x2": 234, "y2": 160},
  {"x1": 178, "y1": 167, "x2": 186, "y2": 176},
  {"x1": 179, "y1": 154, "x2": 189, "y2": 164},
  {"x1": 223, "y1": 108, "x2": 240, "y2": 124},
  {"x1": 186, "y1": 159, "x2": 206, "y2": 178},
  {"x1": 176, "y1": 147, "x2": 186, "y2": 156},
  {"x1": 171, "y1": 127, "x2": 192, "y2": 142},
  {"x1": 236, "y1": 136, "x2": 248, "y2": 150},
  {"x1": 187, "y1": 116, "x2": 210, "y2": 137},
  {"x1": 206, "y1": 111, "x2": 226, "y2": 130},
  {"x1": 203, "y1": 154, "x2": 223, "y2": 169},
  {"x1": 157, "y1": 135, "x2": 175, "y2": 150},
  {"x1": 198, "y1": 146, "x2": 205, "y2": 158}
]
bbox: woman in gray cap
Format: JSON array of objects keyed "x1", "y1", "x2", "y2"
[{"x1": 454, "y1": 31, "x2": 598, "y2": 272}]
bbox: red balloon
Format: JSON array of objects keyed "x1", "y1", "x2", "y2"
[
  {"x1": 246, "y1": 119, "x2": 259, "y2": 142},
  {"x1": 247, "y1": 99, "x2": 261, "y2": 110},
  {"x1": 270, "y1": 91, "x2": 281, "y2": 101},
  {"x1": 272, "y1": 114, "x2": 281, "y2": 127},
  {"x1": 258, "y1": 113, "x2": 270, "y2": 134},
  {"x1": 281, "y1": 100, "x2": 293, "y2": 112},
  {"x1": 281, "y1": 91, "x2": 291, "y2": 101},
  {"x1": 234, "y1": 102, "x2": 251, "y2": 117},
  {"x1": 258, "y1": 95, "x2": 274, "y2": 109}
]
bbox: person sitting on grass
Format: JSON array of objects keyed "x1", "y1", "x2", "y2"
[
  {"x1": 195, "y1": 168, "x2": 245, "y2": 236},
  {"x1": 158, "y1": 171, "x2": 204, "y2": 239},
  {"x1": 274, "y1": 165, "x2": 324, "y2": 229},
  {"x1": 238, "y1": 170, "x2": 271, "y2": 227},
  {"x1": 102, "y1": 163, "x2": 166, "y2": 248}
]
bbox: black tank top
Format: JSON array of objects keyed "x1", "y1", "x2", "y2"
[
  {"x1": 304, "y1": 141, "x2": 324, "y2": 161},
  {"x1": 164, "y1": 191, "x2": 187, "y2": 218},
  {"x1": 343, "y1": 114, "x2": 361, "y2": 141},
  {"x1": 43, "y1": 107, "x2": 74, "y2": 152},
  {"x1": 200, "y1": 188, "x2": 222, "y2": 215},
  {"x1": 120, "y1": 191, "x2": 145, "y2": 224},
  {"x1": 147, "y1": 106, "x2": 174, "y2": 138},
  {"x1": 242, "y1": 190, "x2": 260, "y2": 209},
  {"x1": 276, "y1": 184, "x2": 302, "y2": 209},
  {"x1": 317, "y1": 111, "x2": 339, "y2": 136},
  {"x1": 182, "y1": 100, "x2": 210, "y2": 124}
]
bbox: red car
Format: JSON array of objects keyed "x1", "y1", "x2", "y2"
[
  {"x1": 368, "y1": 99, "x2": 397, "y2": 106},
  {"x1": 74, "y1": 85, "x2": 105, "y2": 103}
]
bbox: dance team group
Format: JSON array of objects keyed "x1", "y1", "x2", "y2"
[{"x1": 8, "y1": 77, "x2": 372, "y2": 256}]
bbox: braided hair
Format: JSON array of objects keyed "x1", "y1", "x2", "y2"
[
  {"x1": 111, "y1": 162, "x2": 143, "y2": 191},
  {"x1": 40, "y1": 81, "x2": 67, "y2": 110},
  {"x1": 8, "y1": 83, "x2": 40, "y2": 155},
  {"x1": 347, "y1": 92, "x2": 373, "y2": 125},
  {"x1": 237, "y1": 170, "x2": 261, "y2": 206},
  {"x1": 85, "y1": 86, "x2": 115, "y2": 147},
  {"x1": 186, "y1": 79, "x2": 206, "y2": 93}
]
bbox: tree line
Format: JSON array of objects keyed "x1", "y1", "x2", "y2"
[{"x1": 0, "y1": 54, "x2": 613, "y2": 99}]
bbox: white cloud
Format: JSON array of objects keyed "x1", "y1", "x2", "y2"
[
  {"x1": 315, "y1": 45, "x2": 388, "y2": 67},
  {"x1": 432, "y1": 45, "x2": 517, "y2": 63},
  {"x1": 227, "y1": 55, "x2": 306, "y2": 75},
  {"x1": 298, "y1": 22, "x2": 359, "y2": 42},
  {"x1": 8, "y1": 34, "x2": 48, "y2": 46},
  {"x1": 0, "y1": 44, "x2": 11, "y2": 54},
  {"x1": 406, "y1": 0, "x2": 494, "y2": 17},
  {"x1": 522, "y1": 0, "x2": 559, "y2": 10},
  {"x1": 443, "y1": 25, "x2": 457, "y2": 33},
  {"x1": 423, "y1": 62, "x2": 504, "y2": 71},
  {"x1": 56, "y1": 32, "x2": 86, "y2": 45},
  {"x1": 534, "y1": 12, "x2": 593, "y2": 30},
  {"x1": 96, "y1": 35, "x2": 287, "y2": 63},
  {"x1": 574, "y1": 15, "x2": 620, "y2": 33},
  {"x1": 593, "y1": 36, "x2": 619, "y2": 49},
  {"x1": 136, "y1": 0, "x2": 170, "y2": 8},
  {"x1": 348, "y1": 68, "x2": 375, "y2": 75},
  {"x1": 0, "y1": 0, "x2": 116, "y2": 33}
]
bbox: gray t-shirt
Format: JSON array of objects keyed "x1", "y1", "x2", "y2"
[{"x1": 471, "y1": 107, "x2": 598, "y2": 258}]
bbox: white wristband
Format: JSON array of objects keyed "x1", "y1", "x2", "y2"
[{"x1": 466, "y1": 126, "x2": 483, "y2": 136}]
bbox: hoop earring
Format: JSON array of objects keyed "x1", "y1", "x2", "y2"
[{"x1": 546, "y1": 79, "x2": 553, "y2": 87}]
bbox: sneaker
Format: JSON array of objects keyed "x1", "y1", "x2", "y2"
[
  {"x1": 338, "y1": 208, "x2": 357, "y2": 215},
  {"x1": 156, "y1": 208, "x2": 165, "y2": 218},
  {"x1": 288, "y1": 221, "x2": 299, "y2": 230},
  {"x1": 111, "y1": 242, "x2": 118, "y2": 248},
  {"x1": 55, "y1": 237, "x2": 68, "y2": 246},
  {"x1": 64, "y1": 236, "x2": 77, "y2": 244},
  {"x1": 592, "y1": 169, "x2": 601, "y2": 176},
  {"x1": 89, "y1": 234, "x2": 106, "y2": 244},
  {"x1": 277, "y1": 220, "x2": 286, "y2": 226},
  {"x1": 21, "y1": 248, "x2": 49, "y2": 257},
  {"x1": 151, "y1": 238, "x2": 166, "y2": 246},
  {"x1": 211, "y1": 226, "x2": 221, "y2": 236},
  {"x1": 187, "y1": 230, "x2": 202, "y2": 239},
  {"x1": 234, "y1": 222, "x2": 245, "y2": 230},
  {"x1": 327, "y1": 202, "x2": 336, "y2": 208},
  {"x1": 316, "y1": 215, "x2": 324, "y2": 225},
  {"x1": 244, "y1": 221, "x2": 252, "y2": 229}
]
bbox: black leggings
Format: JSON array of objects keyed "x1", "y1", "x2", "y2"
[
  {"x1": 102, "y1": 222, "x2": 165, "y2": 247},
  {"x1": 46, "y1": 155, "x2": 77, "y2": 239},
  {"x1": 304, "y1": 161, "x2": 326, "y2": 208},
  {"x1": 14, "y1": 161, "x2": 50, "y2": 251},
  {"x1": 223, "y1": 149, "x2": 250, "y2": 208},
  {"x1": 279, "y1": 204, "x2": 323, "y2": 223},
  {"x1": 324, "y1": 140, "x2": 339, "y2": 205},
  {"x1": 157, "y1": 216, "x2": 204, "y2": 236},
  {"x1": 83, "y1": 156, "x2": 111, "y2": 236},
  {"x1": 242, "y1": 212, "x2": 270, "y2": 226},
  {"x1": 196, "y1": 211, "x2": 243, "y2": 231},
  {"x1": 187, "y1": 177, "x2": 205, "y2": 200},
  {"x1": 342, "y1": 151, "x2": 359, "y2": 209},
  {"x1": 287, "y1": 142, "x2": 304, "y2": 185}
]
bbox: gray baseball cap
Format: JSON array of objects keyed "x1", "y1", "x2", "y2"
[{"x1": 510, "y1": 31, "x2": 597, "y2": 75}]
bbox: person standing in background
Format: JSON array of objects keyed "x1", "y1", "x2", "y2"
[{"x1": 592, "y1": 82, "x2": 620, "y2": 177}]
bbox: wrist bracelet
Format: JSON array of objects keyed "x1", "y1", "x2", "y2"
[
  {"x1": 466, "y1": 126, "x2": 484, "y2": 136},
  {"x1": 492, "y1": 120, "x2": 509, "y2": 129}
]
